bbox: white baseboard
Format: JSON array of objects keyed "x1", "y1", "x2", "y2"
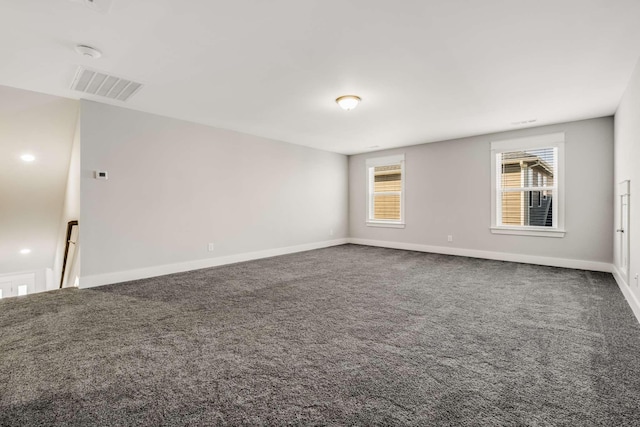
[
  {"x1": 612, "y1": 266, "x2": 640, "y2": 324},
  {"x1": 347, "y1": 238, "x2": 613, "y2": 273},
  {"x1": 348, "y1": 238, "x2": 640, "y2": 324},
  {"x1": 80, "y1": 238, "x2": 348, "y2": 289},
  {"x1": 80, "y1": 236, "x2": 640, "y2": 325}
]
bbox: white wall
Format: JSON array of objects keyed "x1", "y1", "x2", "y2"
[
  {"x1": 34, "y1": 268, "x2": 49, "y2": 293},
  {"x1": 52, "y1": 116, "x2": 81, "y2": 290},
  {"x1": 80, "y1": 101, "x2": 348, "y2": 286},
  {"x1": 614, "y1": 58, "x2": 640, "y2": 314},
  {"x1": 0, "y1": 269, "x2": 48, "y2": 297},
  {"x1": 350, "y1": 117, "x2": 614, "y2": 268},
  {"x1": 0, "y1": 87, "x2": 79, "y2": 277}
]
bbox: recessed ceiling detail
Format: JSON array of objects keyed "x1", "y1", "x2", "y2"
[
  {"x1": 511, "y1": 119, "x2": 537, "y2": 126},
  {"x1": 70, "y1": 66, "x2": 143, "y2": 102},
  {"x1": 69, "y1": 0, "x2": 113, "y2": 14}
]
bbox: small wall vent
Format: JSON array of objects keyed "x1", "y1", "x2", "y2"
[{"x1": 70, "y1": 66, "x2": 143, "y2": 102}]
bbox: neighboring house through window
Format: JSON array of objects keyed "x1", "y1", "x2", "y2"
[
  {"x1": 490, "y1": 133, "x2": 565, "y2": 237},
  {"x1": 366, "y1": 154, "x2": 405, "y2": 228}
]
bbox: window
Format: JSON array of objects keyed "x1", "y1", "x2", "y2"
[
  {"x1": 490, "y1": 133, "x2": 565, "y2": 237},
  {"x1": 366, "y1": 154, "x2": 405, "y2": 228}
]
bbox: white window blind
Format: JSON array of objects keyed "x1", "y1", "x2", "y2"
[{"x1": 366, "y1": 154, "x2": 405, "y2": 227}]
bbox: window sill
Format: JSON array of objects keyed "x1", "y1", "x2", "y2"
[
  {"x1": 490, "y1": 226, "x2": 565, "y2": 238},
  {"x1": 367, "y1": 221, "x2": 405, "y2": 229}
]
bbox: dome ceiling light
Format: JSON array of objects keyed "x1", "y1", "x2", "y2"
[{"x1": 336, "y1": 95, "x2": 361, "y2": 111}]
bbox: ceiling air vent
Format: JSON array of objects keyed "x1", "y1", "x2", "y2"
[{"x1": 70, "y1": 66, "x2": 143, "y2": 102}]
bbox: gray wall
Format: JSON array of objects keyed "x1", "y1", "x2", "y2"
[
  {"x1": 614, "y1": 58, "x2": 640, "y2": 297},
  {"x1": 350, "y1": 117, "x2": 614, "y2": 264},
  {"x1": 80, "y1": 101, "x2": 348, "y2": 278}
]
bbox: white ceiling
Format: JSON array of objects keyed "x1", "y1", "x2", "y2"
[
  {"x1": 0, "y1": 86, "x2": 79, "y2": 274},
  {"x1": 0, "y1": 0, "x2": 639, "y2": 155}
]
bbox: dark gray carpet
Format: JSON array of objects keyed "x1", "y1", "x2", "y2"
[{"x1": 2, "y1": 244, "x2": 640, "y2": 426}]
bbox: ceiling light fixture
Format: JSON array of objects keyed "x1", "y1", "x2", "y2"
[
  {"x1": 20, "y1": 249, "x2": 31, "y2": 255},
  {"x1": 20, "y1": 154, "x2": 35, "y2": 162},
  {"x1": 336, "y1": 95, "x2": 361, "y2": 111},
  {"x1": 75, "y1": 44, "x2": 102, "y2": 59}
]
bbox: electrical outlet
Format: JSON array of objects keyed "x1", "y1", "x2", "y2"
[
  {"x1": 447, "y1": 235, "x2": 453, "y2": 242},
  {"x1": 329, "y1": 229, "x2": 334, "y2": 236},
  {"x1": 208, "y1": 243, "x2": 214, "y2": 252}
]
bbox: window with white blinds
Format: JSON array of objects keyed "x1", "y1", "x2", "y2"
[
  {"x1": 491, "y1": 133, "x2": 565, "y2": 237},
  {"x1": 366, "y1": 154, "x2": 405, "y2": 228}
]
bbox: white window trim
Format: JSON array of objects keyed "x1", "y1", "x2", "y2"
[
  {"x1": 490, "y1": 132, "x2": 565, "y2": 238},
  {"x1": 366, "y1": 154, "x2": 405, "y2": 228}
]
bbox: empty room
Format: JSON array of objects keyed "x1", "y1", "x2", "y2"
[{"x1": 2, "y1": 0, "x2": 640, "y2": 425}]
